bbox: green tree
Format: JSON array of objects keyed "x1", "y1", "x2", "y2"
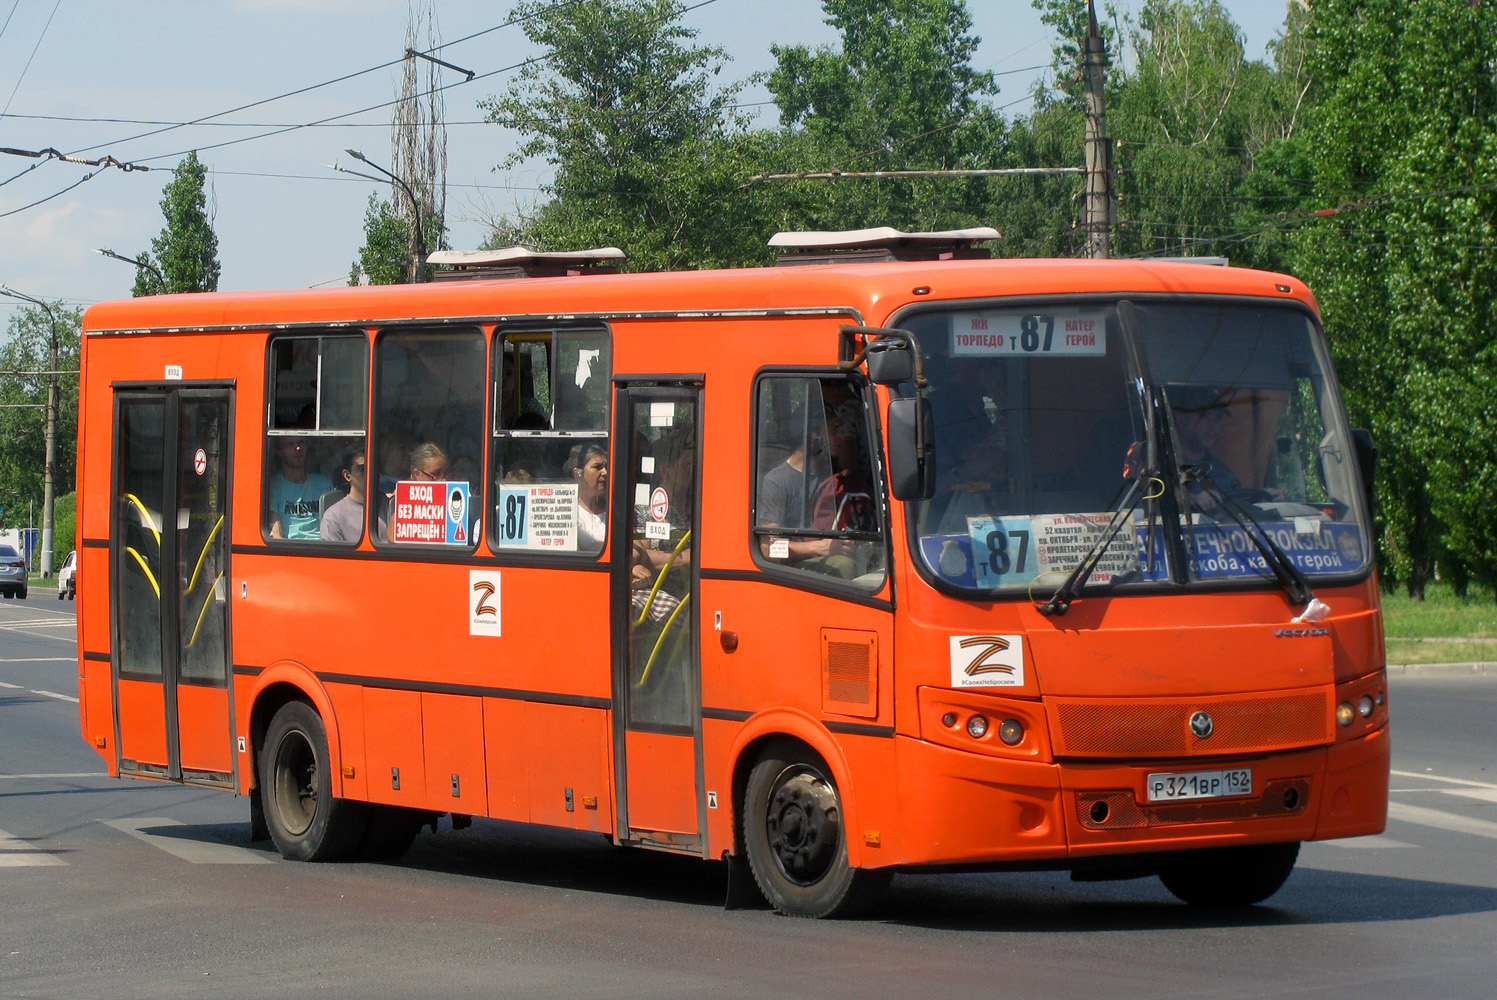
[
  {"x1": 132, "y1": 151, "x2": 221, "y2": 295},
  {"x1": 0, "y1": 304, "x2": 81, "y2": 532},
  {"x1": 764, "y1": 0, "x2": 1004, "y2": 234},
  {"x1": 349, "y1": 194, "x2": 445, "y2": 285},
  {"x1": 1287, "y1": 0, "x2": 1497, "y2": 597},
  {"x1": 479, "y1": 0, "x2": 759, "y2": 271}
]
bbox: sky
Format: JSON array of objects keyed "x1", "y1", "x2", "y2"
[{"x1": 0, "y1": 0, "x2": 1294, "y2": 318}]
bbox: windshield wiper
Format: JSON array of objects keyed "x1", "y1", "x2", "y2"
[
  {"x1": 1187, "y1": 469, "x2": 1316, "y2": 608},
  {"x1": 1038, "y1": 474, "x2": 1145, "y2": 616}
]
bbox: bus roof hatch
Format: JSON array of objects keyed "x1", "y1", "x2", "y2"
[
  {"x1": 769, "y1": 226, "x2": 1000, "y2": 265},
  {"x1": 427, "y1": 246, "x2": 626, "y2": 280}
]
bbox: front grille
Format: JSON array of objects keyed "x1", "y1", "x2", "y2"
[
  {"x1": 825, "y1": 641, "x2": 870, "y2": 704},
  {"x1": 1053, "y1": 691, "x2": 1330, "y2": 758}
]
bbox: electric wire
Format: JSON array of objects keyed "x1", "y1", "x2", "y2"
[{"x1": 0, "y1": 0, "x2": 60, "y2": 120}]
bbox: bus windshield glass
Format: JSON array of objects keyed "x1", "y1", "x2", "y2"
[{"x1": 900, "y1": 300, "x2": 1372, "y2": 597}]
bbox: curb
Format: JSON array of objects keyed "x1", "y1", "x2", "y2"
[{"x1": 1387, "y1": 661, "x2": 1496, "y2": 677}]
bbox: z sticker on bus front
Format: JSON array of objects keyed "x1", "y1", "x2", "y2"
[{"x1": 950, "y1": 635, "x2": 1024, "y2": 688}]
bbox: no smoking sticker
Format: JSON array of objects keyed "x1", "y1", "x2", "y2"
[{"x1": 193, "y1": 448, "x2": 207, "y2": 475}]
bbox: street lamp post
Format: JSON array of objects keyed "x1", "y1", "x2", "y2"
[
  {"x1": 0, "y1": 285, "x2": 60, "y2": 577},
  {"x1": 343, "y1": 149, "x2": 427, "y2": 283},
  {"x1": 95, "y1": 247, "x2": 166, "y2": 288}
]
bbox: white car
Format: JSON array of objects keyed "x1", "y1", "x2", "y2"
[{"x1": 57, "y1": 550, "x2": 76, "y2": 601}]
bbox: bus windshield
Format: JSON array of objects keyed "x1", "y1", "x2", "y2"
[{"x1": 900, "y1": 299, "x2": 1372, "y2": 597}]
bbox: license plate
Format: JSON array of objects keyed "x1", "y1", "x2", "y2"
[{"x1": 1145, "y1": 768, "x2": 1252, "y2": 802}]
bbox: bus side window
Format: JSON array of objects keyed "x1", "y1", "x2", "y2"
[
  {"x1": 264, "y1": 333, "x2": 367, "y2": 544},
  {"x1": 752, "y1": 374, "x2": 886, "y2": 591},
  {"x1": 490, "y1": 328, "x2": 611, "y2": 556},
  {"x1": 371, "y1": 327, "x2": 485, "y2": 548}
]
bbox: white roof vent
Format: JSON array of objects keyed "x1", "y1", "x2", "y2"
[
  {"x1": 426, "y1": 246, "x2": 626, "y2": 280},
  {"x1": 768, "y1": 226, "x2": 1000, "y2": 265}
]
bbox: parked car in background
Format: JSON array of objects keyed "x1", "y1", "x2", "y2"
[
  {"x1": 57, "y1": 550, "x2": 76, "y2": 601},
  {"x1": 0, "y1": 544, "x2": 26, "y2": 599}
]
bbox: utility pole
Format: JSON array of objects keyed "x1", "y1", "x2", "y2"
[
  {"x1": 0, "y1": 285, "x2": 59, "y2": 576},
  {"x1": 1082, "y1": 0, "x2": 1114, "y2": 259}
]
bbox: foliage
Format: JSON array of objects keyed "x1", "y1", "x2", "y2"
[
  {"x1": 764, "y1": 0, "x2": 1005, "y2": 234},
  {"x1": 132, "y1": 151, "x2": 221, "y2": 296},
  {"x1": 479, "y1": 0, "x2": 760, "y2": 271},
  {"x1": 349, "y1": 194, "x2": 446, "y2": 285},
  {"x1": 1286, "y1": 0, "x2": 1497, "y2": 597},
  {"x1": 0, "y1": 304, "x2": 81, "y2": 530},
  {"x1": 52, "y1": 491, "x2": 75, "y2": 566}
]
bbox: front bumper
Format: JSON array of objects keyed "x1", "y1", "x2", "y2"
[{"x1": 887, "y1": 723, "x2": 1389, "y2": 869}]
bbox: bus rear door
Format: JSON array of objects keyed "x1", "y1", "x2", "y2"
[
  {"x1": 110, "y1": 385, "x2": 234, "y2": 786},
  {"x1": 611, "y1": 384, "x2": 703, "y2": 851}
]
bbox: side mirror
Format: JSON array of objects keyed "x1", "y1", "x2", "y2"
[
  {"x1": 865, "y1": 339, "x2": 913, "y2": 385},
  {"x1": 887, "y1": 397, "x2": 935, "y2": 500},
  {"x1": 1351, "y1": 428, "x2": 1377, "y2": 510}
]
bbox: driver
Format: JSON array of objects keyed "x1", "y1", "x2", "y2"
[{"x1": 1170, "y1": 386, "x2": 1242, "y2": 499}]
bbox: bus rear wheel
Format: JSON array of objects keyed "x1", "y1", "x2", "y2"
[
  {"x1": 260, "y1": 701, "x2": 368, "y2": 862},
  {"x1": 742, "y1": 744, "x2": 890, "y2": 918},
  {"x1": 1159, "y1": 841, "x2": 1300, "y2": 906}
]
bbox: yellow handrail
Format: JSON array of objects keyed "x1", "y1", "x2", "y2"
[
  {"x1": 186, "y1": 515, "x2": 225, "y2": 594},
  {"x1": 124, "y1": 546, "x2": 160, "y2": 600},
  {"x1": 123, "y1": 493, "x2": 161, "y2": 547},
  {"x1": 186, "y1": 572, "x2": 225, "y2": 648},
  {"x1": 635, "y1": 593, "x2": 691, "y2": 691},
  {"x1": 633, "y1": 529, "x2": 692, "y2": 627}
]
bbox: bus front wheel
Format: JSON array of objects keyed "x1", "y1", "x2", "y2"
[
  {"x1": 1158, "y1": 841, "x2": 1300, "y2": 906},
  {"x1": 259, "y1": 701, "x2": 368, "y2": 862},
  {"x1": 742, "y1": 744, "x2": 890, "y2": 918}
]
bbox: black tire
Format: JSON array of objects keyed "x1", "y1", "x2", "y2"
[
  {"x1": 1159, "y1": 841, "x2": 1300, "y2": 906},
  {"x1": 357, "y1": 805, "x2": 425, "y2": 861},
  {"x1": 17, "y1": 586, "x2": 25, "y2": 600},
  {"x1": 742, "y1": 742, "x2": 890, "y2": 918},
  {"x1": 259, "y1": 700, "x2": 368, "y2": 862}
]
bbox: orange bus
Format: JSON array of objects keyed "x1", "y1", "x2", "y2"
[{"x1": 75, "y1": 230, "x2": 1389, "y2": 917}]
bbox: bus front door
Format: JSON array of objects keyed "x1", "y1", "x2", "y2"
[
  {"x1": 111, "y1": 387, "x2": 234, "y2": 787},
  {"x1": 611, "y1": 385, "x2": 703, "y2": 851}
]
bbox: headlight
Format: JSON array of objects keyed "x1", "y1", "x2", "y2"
[
  {"x1": 1336, "y1": 701, "x2": 1356, "y2": 727},
  {"x1": 998, "y1": 719, "x2": 1024, "y2": 745}
]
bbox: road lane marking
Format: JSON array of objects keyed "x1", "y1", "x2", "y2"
[
  {"x1": 1391, "y1": 769, "x2": 1497, "y2": 790},
  {"x1": 100, "y1": 818, "x2": 273, "y2": 865},
  {"x1": 0, "y1": 826, "x2": 68, "y2": 867},
  {"x1": 1388, "y1": 801, "x2": 1497, "y2": 841},
  {"x1": 1442, "y1": 788, "x2": 1497, "y2": 804},
  {"x1": 0, "y1": 681, "x2": 19, "y2": 688},
  {"x1": 1, "y1": 657, "x2": 76, "y2": 662},
  {"x1": 30, "y1": 689, "x2": 78, "y2": 703},
  {"x1": 0, "y1": 773, "x2": 108, "y2": 780}
]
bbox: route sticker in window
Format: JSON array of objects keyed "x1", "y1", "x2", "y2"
[
  {"x1": 967, "y1": 512, "x2": 1138, "y2": 587},
  {"x1": 496, "y1": 483, "x2": 580, "y2": 551},
  {"x1": 950, "y1": 309, "x2": 1107, "y2": 357},
  {"x1": 949, "y1": 634, "x2": 1024, "y2": 688},
  {"x1": 390, "y1": 481, "x2": 472, "y2": 544}
]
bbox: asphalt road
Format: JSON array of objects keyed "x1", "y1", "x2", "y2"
[{"x1": 2, "y1": 595, "x2": 1494, "y2": 999}]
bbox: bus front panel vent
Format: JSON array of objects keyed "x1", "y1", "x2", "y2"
[{"x1": 822, "y1": 628, "x2": 878, "y2": 718}]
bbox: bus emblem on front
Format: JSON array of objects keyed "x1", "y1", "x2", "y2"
[{"x1": 1189, "y1": 711, "x2": 1214, "y2": 739}]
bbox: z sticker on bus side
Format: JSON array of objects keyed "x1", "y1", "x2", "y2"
[{"x1": 950, "y1": 634, "x2": 1025, "y2": 688}]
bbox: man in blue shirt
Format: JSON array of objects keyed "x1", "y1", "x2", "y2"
[{"x1": 268, "y1": 436, "x2": 332, "y2": 539}]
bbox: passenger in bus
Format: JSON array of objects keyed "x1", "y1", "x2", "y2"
[
  {"x1": 380, "y1": 441, "x2": 449, "y2": 542},
  {"x1": 809, "y1": 399, "x2": 876, "y2": 534},
  {"x1": 377, "y1": 433, "x2": 413, "y2": 496},
  {"x1": 321, "y1": 448, "x2": 373, "y2": 543},
  {"x1": 268, "y1": 436, "x2": 333, "y2": 540},
  {"x1": 501, "y1": 349, "x2": 548, "y2": 426},
  {"x1": 1169, "y1": 387, "x2": 1282, "y2": 509},
  {"x1": 757, "y1": 423, "x2": 854, "y2": 575},
  {"x1": 566, "y1": 442, "x2": 608, "y2": 552},
  {"x1": 925, "y1": 418, "x2": 1009, "y2": 534}
]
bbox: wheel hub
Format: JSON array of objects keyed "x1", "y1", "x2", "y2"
[{"x1": 766, "y1": 770, "x2": 841, "y2": 886}]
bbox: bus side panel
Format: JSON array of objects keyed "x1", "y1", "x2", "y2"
[
  {"x1": 524, "y1": 702, "x2": 613, "y2": 834},
  {"x1": 176, "y1": 685, "x2": 232, "y2": 773},
  {"x1": 422, "y1": 692, "x2": 487, "y2": 815},
  {"x1": 362, "y1": 687, "x2": 427, "y2": 807},
  {"x1": 81, "y1": 659, "x2": 115, "y2": 772},
  {"x1": 328, "y1": 682, "x2": 367, "y2": 801},
  {"x1": 483, "y1": 697, "x2": 528, "y2": 822},
  {"x1": 115, "y1": 678, "x2": 168, "y2": 768},
  {"x1": 624, "y1": 730, "x2": 696, "y2": 835}
]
